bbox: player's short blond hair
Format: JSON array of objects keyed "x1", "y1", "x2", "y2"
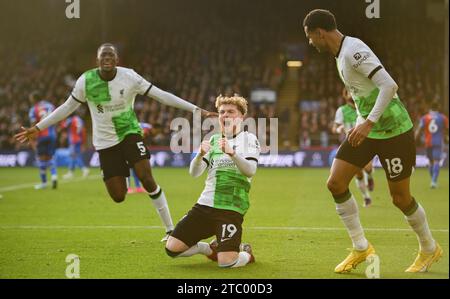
[{"x1": 215, "y1": 94, "x2": 248, "y2": 116}]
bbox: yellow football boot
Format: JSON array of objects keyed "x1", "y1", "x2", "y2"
[
  {"x1": 335, "y1": 243, "x2": 376, "y2": 273},
  {"x1": 405, "y1": 242, "x2": 443, "y2": 273}
]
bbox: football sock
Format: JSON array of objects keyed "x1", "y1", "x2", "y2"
[
  {"x1": 404, "y1": 198, "x2": 436, "y2": 254},
  {"x1": 69, "y1": 156, "x2": 76, "y2": 171},
  {"x1": 219, "y1": 252, "x2": 251, "y2": 268},
  {"x1": 149, "y1": 186, "x2": 174, "y2": 232},
  {"x1": 38, "y1": 159, "x2": 47, "y2": 183},
  {"x1": 334, "y1": 190, "x2": 368, "y2": 251},
  {"x1": 428, "y1": 164, "x2": 433, "y2": 178},
  {"x1": 178, "y1": 242, "x2": 212, "y2": 257},
  {"x1": 356, "y1": 177, "x2": 370, "y2": 199},
  {"x1": 48, "y1": 158, "x2": 57, "y2": 178},
  {"x1": 432, "y1": 162, "x2": 440, "y2": 184},
  {"x1": 76, "y1": 155, "x2": 85, "y2": 169}
]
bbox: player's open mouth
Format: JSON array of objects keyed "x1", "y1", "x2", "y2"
[{"x1": 223, "y1": 120, "x2": 232, "y2": 128}]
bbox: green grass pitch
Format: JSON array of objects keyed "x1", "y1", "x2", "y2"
[{"x1": 0, "y1": 167, "x2": 448, "y2": 278}]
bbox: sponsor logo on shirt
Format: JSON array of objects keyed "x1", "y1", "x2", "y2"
[
  {"x1": 214, "y1": 157, "x2": 236, "y2": 168},
  {"x1": 103, "y1": 103, "x2": 126, "y2": 112},
  {"x1": 96, "y1": 104, "x2": 104, "y2": 113},
  {"x1": 353, "y1": 52, "x2": 362, "y2": 60},
  {"x1": 352, "y1": 53, "x2": 370, "y2": 69}
]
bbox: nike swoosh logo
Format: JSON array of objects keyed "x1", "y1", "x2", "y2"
[
  {"x1": 220, "y1": 238, "x2": 232, "y2": 242},
  {"x1": 389, "y1": 173, "x2": 401, "y2": 179}
]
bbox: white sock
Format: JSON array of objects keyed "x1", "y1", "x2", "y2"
[
  {"x1": 149, "y1": 186, "x2": 174, "y2": 232},
  {"x1": 405, "y1": 203, "x2": 436, "y2": 253},
  {"x1": 178, "y1": 242, "x2": 212, "y2": 257},
  {"x1": 336, "y1": 196, "x2": 369, "y2": 250},
  {"x1": 218, "y1": 252, "x2": 251, "y2": 268},
  {"x1": 356, "y1": 178, "x2": 370, "y2": 199}
]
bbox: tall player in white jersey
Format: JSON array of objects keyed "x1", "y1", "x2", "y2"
[
  {"x1": 15, "y1": 43, "x2": 216, "y2": 242},
  {"x1": 303, "y1": 9, "x2": 442, "y2": 274}
]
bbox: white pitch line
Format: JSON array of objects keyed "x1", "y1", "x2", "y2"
[
  {"x1": 0, "y1": 175, "x2": 101, "y2": 193},
  {"x1": 0, "y1": 225, "x2": 447, "y2": 233},
  {"x1": 250, "y1": 226, "x2": 450, "y2": 233}
]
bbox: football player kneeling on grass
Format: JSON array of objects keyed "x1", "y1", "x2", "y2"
[{"x1": 165, "y1": 95, "x2": 260, "y2": 268}]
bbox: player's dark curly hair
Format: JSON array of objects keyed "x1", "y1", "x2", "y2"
[{"x1": 303, "y1": 9, "x2": 337, "y2": 32}]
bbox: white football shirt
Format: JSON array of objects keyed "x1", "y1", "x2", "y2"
[{"x1": 71, "y1": 67, "x2": 153, "y2": 150}]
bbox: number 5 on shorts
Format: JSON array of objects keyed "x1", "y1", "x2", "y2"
[{"x1": 137, "y1": 141, "x2": 146, "y2": 156}]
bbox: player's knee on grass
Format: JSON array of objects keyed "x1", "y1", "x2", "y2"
[
  {"x1": 165, "y1": 247, "x2": 181, "y2": 258},
  {"x1": 165, "y1": 236, "x2": 189, "y2": 258},
  {"x1": 217, "y1": 251, "x2": 239, "y2": 267}
]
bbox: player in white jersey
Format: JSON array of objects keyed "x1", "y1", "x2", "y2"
[
  {"x1": 303, "y1": 9, "x2": 442, "y2": 273},
  {"x1": 15, "y1": 43, "x2": 216, "y2": 242},
  {"x1": 165, "y1": 95, "x2": 259, "y2": 268}
]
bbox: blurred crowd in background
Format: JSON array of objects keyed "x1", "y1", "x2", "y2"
[{"x1": 0, "y1": 0, "x2": 446, "y2": 151}]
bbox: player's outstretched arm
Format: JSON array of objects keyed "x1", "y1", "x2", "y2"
[
  {"x1": 36, "y1": 97, "x2": 81, "y2": 133},
  {"x1": 148, "y1": 86, "x2": 217, "y2": 117},
  {"x1": 14, "y1": 126, "x2": 39, "y2": 144},
  {"x1": 14, "y1": 96, "x2": 81, "y2": 144}
]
